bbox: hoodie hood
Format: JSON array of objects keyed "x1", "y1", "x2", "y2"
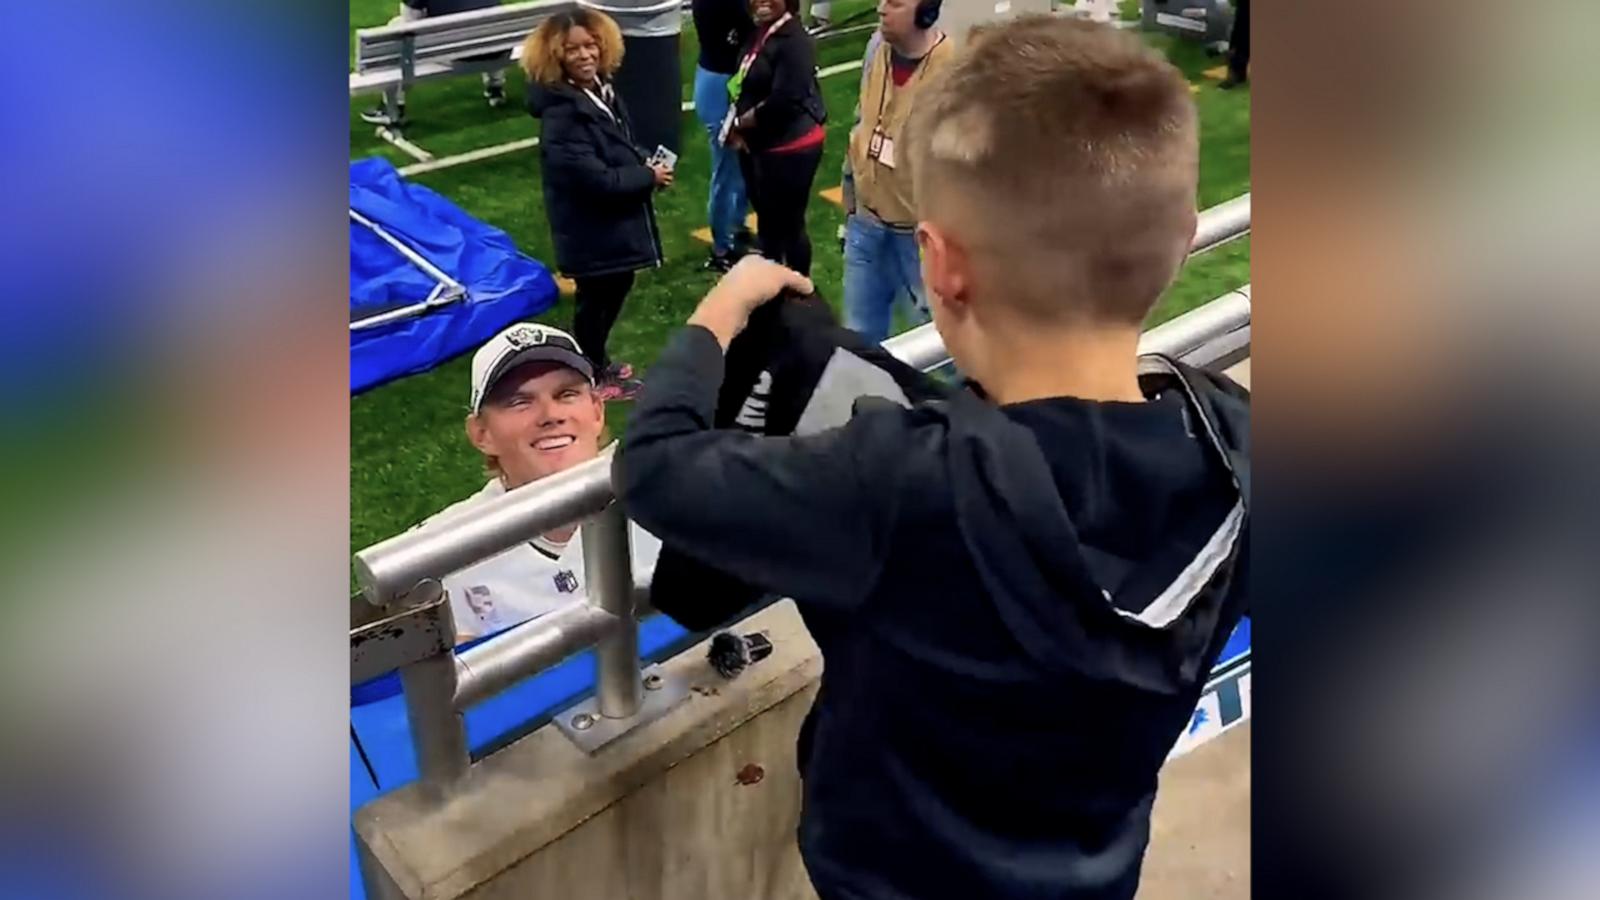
[
  {"x1": 939, "y1": 357, "x2": 1249, "y2": 694},
  {"x1": 525, "y1": 79, "x2": 577, "y2": 119}
]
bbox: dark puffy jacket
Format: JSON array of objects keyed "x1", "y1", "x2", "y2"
[
  {"x1": 733, "y1": 16, "x2": 828, "y2": 151},
  {"x1": 527, "y1": 79, "x2": 664, "y2": 278}
]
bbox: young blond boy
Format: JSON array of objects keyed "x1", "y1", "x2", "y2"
[{"x1": 619, "y1": 16, "x2": 1248, "y2": 899}]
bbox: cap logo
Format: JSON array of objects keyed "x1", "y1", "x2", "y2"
[{"x1": 504, "y1": 325, "x2": 547, "y2": 349}]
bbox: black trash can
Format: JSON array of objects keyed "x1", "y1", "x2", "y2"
[{"x1": 586, "y1": 0, "x2": 684, "y2": 157}]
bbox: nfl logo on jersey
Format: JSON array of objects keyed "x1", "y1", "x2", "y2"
[{"x1": 553, "y1": 570, "x2": 579, "y2": 593}]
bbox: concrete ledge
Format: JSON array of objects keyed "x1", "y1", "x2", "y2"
[
  {"x1": 355, "y1": 600, "x2": 823, "y2": 900},
  {"x1": 1223, "y1": 359, "x2": 1251, "y2": 389},
  {"x1": 1138, "y1": 723, "x2": 1252, "y2": 899},
  {"x1": 357, "y1": 584, "x2": 1254, "y2": 899}
]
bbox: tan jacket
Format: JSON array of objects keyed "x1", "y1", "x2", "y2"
[{"x1": 847, "y1": 34, "x2": 954, "y2": 227}]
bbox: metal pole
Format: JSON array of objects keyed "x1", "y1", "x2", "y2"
[
  {"x1": 585, "y1": 501, "x2": 641, "y2": 719},
  {"x1": 349, "y1": 208, "x2": 466, "y2": 294},
  {"x1": 399, "y1": 651, "x2": 470, "y2": 791},
  {"x1": 452, "y1": 601, "x2": 621, "y2": 710},
  {"x1": 1137, "y1": 285, "x2": 1252, "y2": 360},
  {"x1": 350, "y1": 284, "x2": 466, "y2": 333},
  {"x1": 1191, "y1": 193, "x2": 1250, "y2": 255},
  {"x1": 884, "y1": 194, "x2": 1252, "y2": 372},
  {"x1": 356, "y1": 445, "x2": 617, "y2": 606}
]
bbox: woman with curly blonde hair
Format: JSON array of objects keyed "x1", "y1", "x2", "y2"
[{"x1": 522, "y1": 9, "x2": 674, "y2": 401}]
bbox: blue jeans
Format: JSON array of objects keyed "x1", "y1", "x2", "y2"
[
  {"x1": 843, "y1": 213, "x2": 928, "y2": 344},
  {"x1": 692, "y1": 66, "x2": 749, "y2": 255}
]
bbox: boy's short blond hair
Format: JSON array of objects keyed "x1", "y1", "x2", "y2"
[
  {"x1": 904, "y1": 16, "x2": 1199, "y2": 326},
  {"x1": 520, "y1": 9, "x2": 626, "y2": 86}
]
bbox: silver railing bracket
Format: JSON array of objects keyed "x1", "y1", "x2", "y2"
[
  {"x1": 350, "y1": 580, "x2": 454, "y2": 684},
  {"x1": 554, "y1": 664, "x2": 691, "y2": 754}
]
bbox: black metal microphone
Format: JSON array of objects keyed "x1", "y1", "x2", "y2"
[{"x1": 707, "y1": 630, "x2": 775, "y2": 679}]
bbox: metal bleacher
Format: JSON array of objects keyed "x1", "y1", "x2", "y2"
[{"x1": 349, "y1": 0, "x2": 571, "y2": 98}]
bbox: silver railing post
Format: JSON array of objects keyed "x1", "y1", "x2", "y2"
[
  {"x1": 400, "y1": 651, "x2": 470, "y2": 790},
  {"x1": 584, "y1": 502, "x2": 642, "y2": 718},
  {"x1": 356, "y1": 579, "x2": 470, "y2": 792}
]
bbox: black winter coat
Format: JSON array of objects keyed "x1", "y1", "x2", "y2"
[
  {"x1": 733, "y1": 16, "x2": 827, "y2": 152},
  {"x1": 527, "y1": 79, "x2": 664, "y2": 278}
]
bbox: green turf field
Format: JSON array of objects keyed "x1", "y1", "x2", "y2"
[{"x1": 349, "y1": 1, "x2": 1250, "y2": 554}]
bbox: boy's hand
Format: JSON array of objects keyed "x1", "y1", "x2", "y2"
[{"x1": 688, "y1": 256, "x2": 813, "y2": 349}]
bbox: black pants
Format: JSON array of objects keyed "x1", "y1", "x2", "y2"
[
  {"x1": 740, "y1": 144, "x2": 823, "y2": 276},
  {"x1": 571, "y1": 270, "x2": 635, "y2": 372},
  {"x1": 1228, "y1": 0, "x2": 1250, "y2": 82}
]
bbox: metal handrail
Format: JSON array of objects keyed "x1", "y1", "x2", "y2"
[
  {"x1": 882, "y1": 193, "x2": 1250, "y2": 370},
  {"x1": 353, "y1": 194, "x2": 1251, "y2": 790},
  {"x1": 355, "y1": 444, "x2": 618, "y2": 606}
]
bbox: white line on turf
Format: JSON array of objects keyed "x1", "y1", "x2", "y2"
[
  {"x1": 399, "y1": 136, "x2": 541, "y2": 176},
  {"x1": 377, "y1": 127, "x2": 435, "y2": 163}
]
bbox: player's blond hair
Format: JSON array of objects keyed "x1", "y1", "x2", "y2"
[
  {"x1": 903, "y1": 16, "x2": 1199, "y2": 326},
  {"x1": 520, "y1": 9, "x2": 626, "y2": 86}
]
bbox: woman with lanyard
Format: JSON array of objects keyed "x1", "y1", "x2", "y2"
[
  {"x1": 723, "y1": 0, "x2": 827, "y2": 276},
  {"x1": 522, "y1": 9, "x2": 674, "y2": 401}
]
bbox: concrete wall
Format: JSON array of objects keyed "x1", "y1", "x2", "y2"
[
  {"x1": 1138, "y1": 723, "x2": 1252, "y2": 899},
  {"x1": 358, "y1": 491, "x2": 1253, "y2": 899}
]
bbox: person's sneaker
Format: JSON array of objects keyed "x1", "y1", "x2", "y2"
[
  {"x1": 704, "y1": 251, "x2": 736, "y2": 273},
  {"x1": 1219, "y1": 75, "x2": 1247, "y2": 90},
  {"x1": 595, "y1": 362, "x2": 642, "y2": 401},
  {"x1": 601, "y1": 362, "x2": 635, "y2": 383},
  {"x1": 732, "y1": 228, "x2": 757, "y2": 255},
  {"x1": 596, "y1": 376, "x2": 642, "y2": 402},
  {"x1": 361, "y1": 104, "x2": 407, "y2": 127},
  {"x1": 484, "y1": 84, "x2": 507, "y2": 108}
]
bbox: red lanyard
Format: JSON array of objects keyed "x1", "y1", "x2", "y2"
[{"x1": 737, "y1": 12, "x2": 792, "y2": 79}]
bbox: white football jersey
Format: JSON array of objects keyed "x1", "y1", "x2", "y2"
[{"x1": 419, "y1": 478, "x2": 662, "y2": 642}]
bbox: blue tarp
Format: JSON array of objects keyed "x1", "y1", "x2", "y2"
[{"x1": 350, "y1": 157, "x2": 559, "y2": 393}]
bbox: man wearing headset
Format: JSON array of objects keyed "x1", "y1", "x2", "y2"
[{"x1": 839, "y1": 0, "x2": 952, "y2": 344}]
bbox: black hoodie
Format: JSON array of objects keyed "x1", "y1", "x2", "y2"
[
  {"x1": 618, "y1": 314, "x2": 1249, "y2": 900},
  {"x1": 731, "y1": 14, "x2": 827, "y2": 151}
]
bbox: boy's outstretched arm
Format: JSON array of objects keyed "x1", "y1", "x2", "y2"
[{"x1": 615, "y1": 260, "x2": 903, "y2": 610}]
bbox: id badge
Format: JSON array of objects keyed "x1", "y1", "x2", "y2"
[{"x1": 867, "y1": 127, "x2": 896, "y2": 169}]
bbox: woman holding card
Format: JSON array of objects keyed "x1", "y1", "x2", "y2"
[
  {"x1": 523, "y1": 9, "x2": 672, "y2": 401},
  {"x1": 725, "y1": 0, "x2": 827, "y2": 276}
]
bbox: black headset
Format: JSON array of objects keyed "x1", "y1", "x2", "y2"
[{"x1": 914, "y1": 0, "x2": 942, "y2": 29}]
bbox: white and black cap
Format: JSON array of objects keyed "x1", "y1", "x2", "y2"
[{"x1": 469, "y1": 323, "x2": 594, "y2": 413}]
